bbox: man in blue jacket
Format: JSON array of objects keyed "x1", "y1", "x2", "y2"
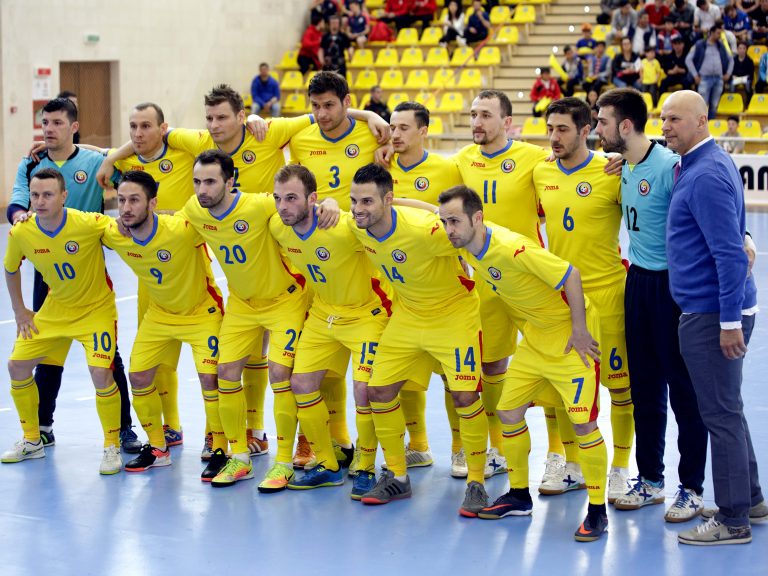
[
  {"x1": 663, "y1": 90, "x2": 765, "y2": 546},
  {"x1": 685, "y1": 24, "x2": 733, "y2": 119},
  {"x1": 250, "y1": 62, "x2": 281, "y2": 116}
]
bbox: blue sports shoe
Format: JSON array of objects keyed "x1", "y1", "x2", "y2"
[
  {"x1": 351, "y1": 471, "x2": 377, "y2": 501},
  {"x1": 287, "y1": 464, "x2": 344, "y2": 490},
  {"x1": 163, "y1": 425, "x2": 183, "y2": 447},
  {"x1": 120, "y1": 427, "x2": 142, "y2": 454}
]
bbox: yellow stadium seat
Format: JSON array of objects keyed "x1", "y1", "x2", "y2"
[
  {"x1": 708, "y1": 119, "x2": 728, "y2": 136},
  {"x1": 431, "y1": 67, "x2": 457, "y2": 88},
  {"x1": 495, "y1": 25, "x2": 520, "y2": 46},
  {"x1": 738, "y1": 120, "x2": 762, "y2": 138},
  {"x1": 606, "y1": 45, "x2": 620, "y2": 59},
  {"x1": 511, "y1": 5, "x2": 537, "y2": 25},
  {"x1": 353, "y1": 69, "x2": 379, "y2": 91},
  {"x1": 645, "y1": 118, "x2": 663, "y2": 137},
  {"x1": 457, "y1": 68, "x2": 484, "y2": 89},
  {"x1": 429, "y1": 116, "x2": 445, "y2": 136},
  {"x1": 388, "y1": 92, "x2": 410, "y2": 109},
  {"x1": 375, "y1": 48, "x2": 399, "y2": 68},
  {"x1": 304, "y1": 71, "x2": 318, "y2": 90},
  {"x1": 242, "y1": 93, "x2": 253, "y2": 109},
  {"x1": 280, "y1": 70, "x2": 303, "y2": 91},
  {"x1": 394, "y1": 27, "x2": 419, "y2": 46},
  {"x1": 593, "y1": 25, "x2": 610, "y2": 42},
  {"x1": 358, "y1": 93, "x2": 371, "y2": 109},
  {"x1": 573, "y1": 91, "x2": 587, "y2": 101},
  {"x1": 747, "y1": 94, "x2": 768, "y2": 115},
  {"x1": 521, "y1": 117, "x2": 547, "y2": 137},
  {"x1": 405, "y1": 69, "x2": 431, "y2": 90},
  {"x1": 420, "y1": 27, "x2": 442, "y2": 46},
  {"x1": 425, "y1": 46, "x2": 450, "y2": 67},
  {"x1": 437, "y1": 92, "x2": 464, "y2": 113},
  {"x1": 653, "y1": 92, "x2": 673, "y2": 114},
  {"x1": 400, "y1": 47, "x2": 425, "y2": 67},
  {"x1": 415, "y1": 90, "x2": 438, "y2": 109},
  {"x1": 269, "y1": 71, "x2": 279, "y2": 81},
  {"x1": 367, "y1": 0, "x2": 384, "y2": 7},
  {"x1": 747, "y1": 45, "x2": 767, "y2": 65},
  {"x1": 475, "y1": 47, "x2": 501, "y2": 67},
  {"x1": 717, "y1": 93, "x2": 744, "y2": 116},
  {"x1": 641, "y1": 92, "x2": 653, "y2": 111},
  {"x1": 380, "y1": 69, "x2": 405, "y2": 90},
  {"x1": 277, "y1": 49, "x2": 299, "y2": 70},
  {"x1": 490, "y1": 6, "x2": 512, "y2": 25},
  {"x1": 348, "y1": 93, "x2": 358, "y2": 109},
  {"x1": 349, "y1": 48, "x2": 375, "y2": 69},
  {"x1": 450, "y1": 46, "x2": 476, "y2": 67},
  {"x1": 283, "y1": 93, "x2": 309, "y2": 113}
]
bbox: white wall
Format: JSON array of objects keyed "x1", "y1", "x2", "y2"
[{"x1": 0, "y1": 0, "x2": 310, "y2": 210}]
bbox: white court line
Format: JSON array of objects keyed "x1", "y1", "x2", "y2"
[
  {"x1": 0, "y1": 407, "x2": 11, "y2": 412},
  {"x1": 76, "y1": 396, "x2": 95, "y2": 402}
]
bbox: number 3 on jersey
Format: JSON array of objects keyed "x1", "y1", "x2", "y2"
[{"x1": 329, "y1": 165, "x2": 340, "y2": 189}]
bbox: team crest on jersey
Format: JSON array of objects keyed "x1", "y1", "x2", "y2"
[
  {"x1": 501, "y1": 159, "x2": 515, "y2": 173},
  {"x1": 65, "y1": 241, "x2": 79, "y2": 255},
  {"x1": 73, "y1": 170, "x2": 88, "y2": 184},
  {"x1": 488, "y1": 267, "x2": 502, "y2": 281},
  {"x1": 576, "y1": 181, "x2": 592, "y2": 197},
  {"x1": 159, "y1": 159, "x2": 173, "y2": 174},
  {"x1": 315, "y1": 247, "x2": 330, "y2": 261},
  {"x1": 391, "y1": 249, "x2": 407, "y2": 263},
  {"x1": 414, "y1": 177, "x2": 429, "y2": 192},
  {"x1": 233, "y1": 220, "x2": 249, "y2": 234},
  {"x1": 242, "y1": 150, "x2": 256, "y2": 164},
  {"x1": 345, "y1": 144, "x2": 360, "y2": 158},
  {"x1": 638, "y1": 179, "x2": 651, "y2": 196},
  {"x1": 157, "y1": 249, "x2": 171, "y2": 262}
]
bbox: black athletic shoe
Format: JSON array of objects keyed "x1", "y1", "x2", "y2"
[
  {"x1": 40, "y1": 430, "x2": 55, "y2": 447},
  {"x1": 575, "y1": 505, "x2": 609, "y2": 542},
  {"x1": 125, "y1": 444, "x2": 171, "y2": 472},
  {"x1": 336, "y1": 442, "x2": 355, "y2": 468},
  {"x1": 478, "y1": 488, "x2": 533, "y2": 519},
  {"x1": 201, "y1": 448, "x2": 228, "y2": 483},
  {"x1": 120, "y1": 427, "x2": 143, "y2": 454}
]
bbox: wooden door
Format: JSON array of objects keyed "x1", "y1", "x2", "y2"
[{"x1": 59, "y1": 62, "x2": 111, "y2": 148}]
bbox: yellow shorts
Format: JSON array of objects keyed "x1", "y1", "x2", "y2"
[
  {"x1": 293, "y1": 302, "x2": 390, "y2": 382},
  {"x1": 477, "y1": 280, "x2": 518, "y2": 363},
  {"x1": 10, "y1": 296, "x2": 118, "y2": 369},
  {"x1": 137, "y1": 283, "x2": 183, "y2": 369},
  {"x1": 218, "y1": 285, "x2": 309, "y2": 367},
  {"x1": 587, "y1": 281, "x2": 629, "y2": 390},
  {"x1": 370, "y1": 295, "x2": 482, "y2": 392}
]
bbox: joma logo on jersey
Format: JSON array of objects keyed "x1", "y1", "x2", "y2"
[
  {"x1": 127, "y1": 251, "x2": 142, "y2": 258},
  {"x1": 501, "y1": 159, "x2": 515, "y2": 173},
  {"x1": 203, "y1": 224, "x2": 218, "y2": 231},
  {"x1": 73, "y1": 170, "x2": 88, "y2": 184},
  {"x1": 34, "y1": 248, "x2": 50, "y2": 254},
  {"x1": 638, "y1": 179, "x2": 651, "y2": 196},
  {"x1": 157, "y1": 249, "x2": 171, "y2": 262},
  {"x1": 414, "y1": 177, "x2": 429, "y2": 191},
  {"x1": 310, "y1": 150, "x2": 326, "y2": 156},
  {"x1": 345, "y1": 144, "x2": 360, "y2": 158},
  {"x1": 576, "y1": 181, "x2": 592, "y2": 197},
  {"x1": 471, "y1": 161, "x2": 485, "y2": 168},
  {"x1": 315, "y1": 247, "x2": 330, "y2": 261},
  {"x1": 365, "y1": 246, "x2": 377, "y2": 254},
  {"x1": 288, "y1": 247, "x2": 302, "y2": 253},
  {"x1": 159, "y1": 159, "x2": 173, "y2": 174},
  {"x1": 241, "y1": 150, "x2": 256, "y2": 164},
  {"x1": 65, "y1": 241, "x2": 79, "y2": 254},
  {"x1": 391, "y1": 249, "x2": 407, "y2": 263},
  {"x1": 233, "y1": 220, "x2": 249, "y2": 234},
  {"x1": 488, "y1": 267, "x2": 502, "y2": 281},
  {"x1": 545, "y1": 185, "x2": 559, "y2": 190}
]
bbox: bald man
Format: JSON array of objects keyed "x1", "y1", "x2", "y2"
[{"x1": 662, "y1": 90, "x2": 765, "y2": 546}]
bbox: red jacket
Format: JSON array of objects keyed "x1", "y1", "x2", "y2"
[
  {"x1": 530, "y1": 78, "x2": 562, "y2": 102},
  {"x1": 412, "y1": 0, "x2": 436, "y2": 16},
  {"x1": 386, "y1": 0, "x2": 413, "y2": 16},
  {"x1": 299, "y1": 24, "x2": 323, "y2": 68}
]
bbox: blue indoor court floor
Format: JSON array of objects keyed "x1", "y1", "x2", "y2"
[{"x1": 0, "y1": 212, "x2": 766, "y2": 576}]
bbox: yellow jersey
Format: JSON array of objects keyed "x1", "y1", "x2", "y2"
[
  {"x1": 534, "y1": 152, "x2": 625, "y2": 291},
  {"x1": 113, "y1": 144, "x2": 194, "y2": 211},
  {"x1": 167, "y1": 116, "x2": 312, "y2": 193},
  {"x1": 269, "y1": 210, "x2": 393, "y2": 315},
  {"x1": 288, "y1": 117, "x2": 380, "y2": 209},
  {"x1": 348, "y1": 206, "x2": 475, "y2": 316},
  {"x1": 391, "y1": 150, "x2": 462, "y2": 204},
  {"x1": 4, "y1": 208, "x2": 113, "y2": 308},
  {"x1": 102, "y1": 213, "x2": 223, "y2": 319},
  {"x1": 179, "y1": 192, "x2": 303, "y2": 301},
  {"x1": 453, "y1": 139, "x2": 548, "y2": 242}
]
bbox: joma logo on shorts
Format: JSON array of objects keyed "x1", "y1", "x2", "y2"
[
  {"x1": 454, "y1": 374, "x2": 476, "y2": 381},
  {"x1": 568, "y1": 406, "x2": 588, "y2": 413},
  {"x1": 360, "y1": 366, "x2": 372, "y2": 373},
  {"x1": 282, "y1": 351, "x2": 295, "y2": 358},
  {"x1": 93, "y1": 353, "x2": 110, "y2": 360},
  {"x1": 202, "y1": 359, "x2": 217, "y2": 365},
  {"x1": 608, "y1": 372, "x2": 628, "y2": 379}
]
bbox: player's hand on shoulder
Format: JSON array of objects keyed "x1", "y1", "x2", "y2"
[
  {"x1": 565, "y1": 329, "x2": 601, "y2": 367},
  {"x1": 96, "y1": 161, "x2": 116, "y2": 190},
  {"x1": 246, "y1": 114, "x2": 268, "y2": 142},
  {"x1": 603, "y1": 153, "x2": 623, "y2": 175},
  {"x1": 316, "y1": 198, "x2": 340, "y2": 229},
  {"x1": 27, "y1": 141, "x2": 47, "y2": 162},
  {"x1": 375, "y1": 143, "x2": 394, "y2": 166},
  {"x1": 368, "y1": 114, "x2": 391, "y2": 144},
  {"x1": 12, "y1": 210, "x2": 33, "y2": 225},
  {"x1": 15, "y1": 308, "x2": 38, "y2": 340}
]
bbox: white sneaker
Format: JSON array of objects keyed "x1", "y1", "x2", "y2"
[
  {"x1": 607, "y1": 466, "x2": 630, "y2": 503},
  {"x1": 540, "y1": 452, "x2": 565, "y2": 485},
  {"x1": 665, "y1": 486, "x2": 704, "y2": 523},
  {"x1": 538, "y1": 462, "x2": 585, "y2": 495},
  {"x1": 381, "y1": 445, "x2": 434, "y2": 470},
  {"x1": 613, "y1": 477, "x2": 665, "y2": 509},
  {"x1": 484, "y1": 447, "x2": 507, "y2": 478},
  {"x1": 1, "y1": 438, "x2": 45, "y2": 463},
  {"x1": 100, "y1": 445, "x2": 123, "y2": 475},
  {"x1": 451, "y1": 448, "x2": 468, "y2": 478}
]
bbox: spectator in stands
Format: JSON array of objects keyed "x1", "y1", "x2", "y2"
[
  {"x1": 560, "y1": 45, "x2": 584, "y2": 96},
  {"x1": 530, "y1": 66, "x2": 563, "y2": 116},
  {"x1": 633, "y1": 11, "x2": 658, "y2": 55},
  {"x1": 694, "y1": 0, "x2": 721, "y2": 37},
  {"x1": 686, "y1": 23, "x2": 733, "y2": 118},
  {"x1": 577, "y1": 23, "x2": 597, "y2": 55},
  {"x1": 599, "y1": 0, "x2": 624, "y2": 25},
  {"x1": 312, "y1": 0, "x2": 341, "y2": 22},
  {"x1": 250, "y1": 63, "x2": 281, "y2": 116},
  {"x1": 587, "y1": 88, "x2": 600, "y2": 134},
  {"x1": 381, "y1": 0, "x2": 413, "y2": 31},
  {"x1": 299, "y1": 12, "x2": 326, "y2": 74},
  {"x1": 364, "y1": 85, "x2": 391, "y2": 122},
  {"x1": 56, "y1": 90, "x2": 80, "y2": 144},
  {"x1": 721, "y1": 115, "x2": 745, "y2": 154},
  {"x1": 646, "y1": 0, "x2": 671, "y2": 30},
  {"x1": 607, "y1": 0, "x2": 638, "y2": 44},
  {"x1": 756, "y1": 50, "x2": 768, "y2": 92},
  {"x1": 612, "y1": 36, "x2": 643, "y2": 88},
  {"x1": 641, "y1": 46, "x2": 664, "y2": 104},
  {"x1": 657, "y1": 16, "x2": 682, "y2": 57},
  {"x1": 752, "y1": 0, "x2": 768, "y2": 43},
  {"x1": 440, "y1": 0, "x2": 465, "y2": 46},
  {"x1": 346, "y1": 1, "x2": 370, "y2": 48},
  {"x1": 411, "y1": 0, "x2": 437, "y2": 30},
  {"x1": 671, "y1": 0, "x2": 696, "y2": 44},
  {"x1": 731, "y1": 40, "x2": 755, "y2": 101},
  {"x1": 320, "y1": 15, "x2": 353, "y2": 78},
  {"x1": 583, "y1": 41, "x2": 612, "y2": 93},
  {"x1": 724, "y1": 3, "x2": 753, "y2": 43},
  {"x1": 464, "y1": 0, "x2": 491, "y2": 44},
  {"x1": 661, "y1": 35, "x2": 694, "y2": 91}
]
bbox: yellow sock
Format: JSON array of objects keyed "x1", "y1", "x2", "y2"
[
  {"x1": 296, "y1": 391, "x2": 337, "y2": 471},
  {"x1": 577, "y1": 428, "x2": 608, "y2": 504},
  {"x1": 271, "y1": 380, "x2": 298, "y2": 464},
  {"x1": 481, "y1": 372, "x2": 504, "y2": 450},
  {"x1": 355, "y1": 404, "x2": 377, "y2": 472},
  {"x1": 556, "y1": 406, "x2": 580, "y2": 463},
  {"x1": 501, "y1": 420, "x2": 531, "y2": 488},
  {"x1": 444, "y1": 389, "x2": 462, "y2": 453},
  {"x1": 154, "y1": 366, "x2": 180, "y2": 431},
  {"x1": 370, "y1": 397, "x2": 407, "y2": 477},
  {"x1": 455, "y1": 398, "x2": 489, "y2": 484},
  {"x1": 202, "y1": 388, "x2": 227, "y2": 452},
  {"x1": 244, "y1": 355, "x2": 268, "y2": 432},
  {"x1": 543, "y1": 406, "x2": 565, "y2": 456},
  {"x1": 131, "y1": 385, "x2": 165, "y2": 447},
  {"x1": 609, "y1": 388, "x2": 634, "y2": 469},
  {"x1": 218, "y1": 377, "x2": 248, "y2": 454},
  {"x1": 321, "y1": 376, "x2": 351, "y2": 446},
  {"x1": 401, "y1": 389, "x2": 429, "y2": 451},
  {"x1": 95, "y1": 382, "x2": 121, "y2": 447},
  {"x1": 10, "y1": 376, "x2": 40, "y2": 442}
]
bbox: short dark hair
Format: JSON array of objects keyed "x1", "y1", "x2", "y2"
[
  {"x1": 393, "y1": 101, "x2": 430, "y2": 128},
  {"x1": 195, "y1": 149, "x2": 235, "y2": 182},
  {"x1": 737, "y1": 40, "x2": 748, "y2": 48},
  {"x1": 727, "y1": 115, "x2": 740, "y2": 124},
  {"x1": 204, "y1": 84, "x2": 244, "y2": 114},
  {"x1": 274, "y1": 164, "x2": 317, "y2": 197},
  {"x1": 352, "y1": 163, "x2": 393, "y2": 198},
  {"x1": 30, "y1": 167, "x2": 65, "y2": 192},
  {"x1": 709, "y1": 21, "x2": 723, "y2": 33},
  {"x1": 476, "y1": 89, "x2": 512, "y2": 118},
  {"x1": 118, "y1": 170, "x2": 158, "y2": 200},
  {"x1": 596, "y1": 88, "x2": 648, "y2": 133},
  {"x1": 259, "y1": 62, "x2": 269, "y2": 68},
  {"x1": 546, "y1": 97, "x2": 592, "y2": 131},
  {"x1": 43, "y1": 98, "x2": 78, "y2": 123},
  {"x1": 56, "y1": 90, "x2": 77, "y2": 101},
  {"x1": 563, "y1": 44, "x2": 573, "y2": 53},
  {"x1": 133, "y1": 102, "x2": 165, "y2": 124},
  {"x1": 540, "y1": 66, "x2": 551, "y2": 74},
  {"x1": 438, "y1": 185, "x2": 484, "y2": 219},
  {"x1": 308, "y1": 70, "x2": 349, "y2": 101},
  {"x1": 596, "y1": 41, "x2": 606, "y2": 48}
]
